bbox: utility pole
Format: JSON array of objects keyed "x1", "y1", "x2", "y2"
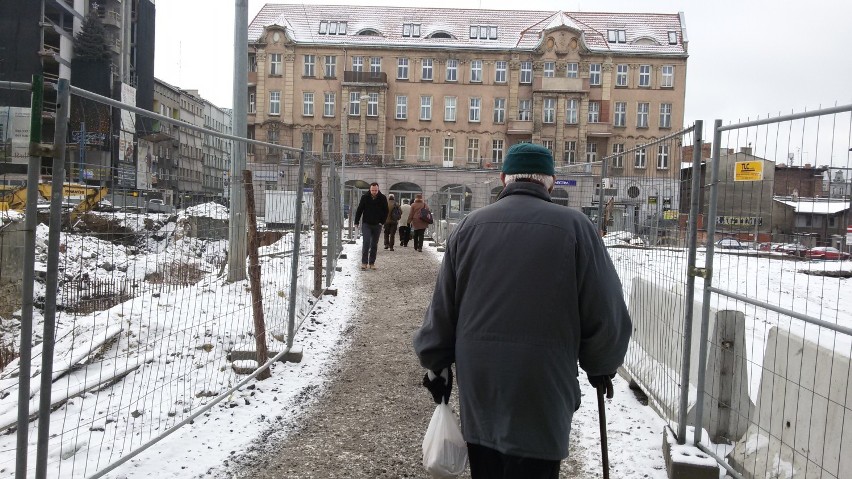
[{"x1": 227, "y1": 0, "x2": 248, "y2": 282}]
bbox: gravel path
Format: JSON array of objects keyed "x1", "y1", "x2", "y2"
[{"x1": 225, "y1": 236, "x2": 665, "y2": 479}]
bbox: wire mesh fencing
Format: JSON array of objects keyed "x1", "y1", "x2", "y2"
[{"x1": 0, "y1": 79, "x2": 346, "y2": 478}]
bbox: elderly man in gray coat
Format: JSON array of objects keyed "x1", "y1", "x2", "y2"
[{"x1": 414, "y1": 143, "x2": 631, "y2": 479}]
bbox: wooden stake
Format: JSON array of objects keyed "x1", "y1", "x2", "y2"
[{"x1": 243, "y1": 170, "x2": 271, "y2": 380}]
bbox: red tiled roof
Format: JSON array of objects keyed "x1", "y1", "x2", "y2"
[{"x1": 248, "y1": 4, "x2": 687, "y2": 56}]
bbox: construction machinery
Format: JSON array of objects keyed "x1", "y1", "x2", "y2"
[{"x1": 0, "y1": 182, "x2": 108, "y2": 222}]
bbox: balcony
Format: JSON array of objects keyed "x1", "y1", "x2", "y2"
[
  {"x1": 533, "y1": 77, "x2": 586, "y2": 92},
  {"x1": 507, "y1": 120, "x2": 533, "y2": 135},
  {"x1": 143, "y1": 121, "x2": 180, "y2": 143},
  {"x1": 586, "y1": 122, "x2": 613, "y2": 137},
  {"x1": 343, "y1": 71, "x2": 388, "y2": 85},
  {"x1": 101, "y1": 10, "x2": 122, "y2": 29}
]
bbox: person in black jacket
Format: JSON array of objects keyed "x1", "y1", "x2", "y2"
[{"x1": 354, "y1": 182, "x2": 389, "y2": 270}]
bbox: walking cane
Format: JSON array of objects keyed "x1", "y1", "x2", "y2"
[{"x1": 596, "y1": 383, "x2": 610, "y2": 479}]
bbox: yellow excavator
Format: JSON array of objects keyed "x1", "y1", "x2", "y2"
[{"x1": 0, "y1": 183, "x2": 108, "y2": 222}]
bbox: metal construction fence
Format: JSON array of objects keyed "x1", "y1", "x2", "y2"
[{"x1": 0, "y1": 79, "x2": 346, "y2": 478}]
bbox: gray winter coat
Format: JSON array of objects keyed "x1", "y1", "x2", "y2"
[{"x1": 413, "y1": 181, "x2": 631, "y2": 461}]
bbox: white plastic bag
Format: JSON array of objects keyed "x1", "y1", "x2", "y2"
[{"x1": 422, "y1": 403, "x2": 468, "y2": 478}]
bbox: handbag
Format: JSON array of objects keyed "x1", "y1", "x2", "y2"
[{"x1": 422, "y1": 403, "x2": 468, "y2": 478}]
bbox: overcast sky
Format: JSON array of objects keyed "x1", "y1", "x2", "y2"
[{"x1": 154, "y1": 0, "x2": 852, "y2": 166}]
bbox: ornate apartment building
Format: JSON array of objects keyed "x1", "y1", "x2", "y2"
[{"x1": 246, "y1": 4, "x2": 688, "y2": 180}]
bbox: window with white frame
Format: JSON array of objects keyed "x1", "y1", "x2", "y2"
[
  {"x1": 470, "y1": 60, "x2": 483, "y2": 82},
  {"x1": 303, "y1": 92, "x2": 314, "y2": 116},
  {"x1": 657, "y1": 145, "x2": 670, "y2": 169},
  {"x1": 635, "y1": 147, "x2": 647, "y2": 168},
  {"x1": 469, "y1": 97, "x2": 481, "y2": 122},
  {"x1": 419, "y1": 137, "x2": 431, "y2": 162},
  {"x1": 586, "y1": 142, "x2": 597, "y2": 163},
  {"x1": 493, "y1": 98, "x2": 506, "y2": 123},
  {"x1": 518, "y1": 99, "x2": 531, "y2": 121},
  {"x1": 323, "y1": 133, "x2": 333, "y2": 154},
  {"x1": 249, "y1": 92, "x2": 256, "y2": 113},
  {"x1": 616, "y1": 64, "x2": 628, "y2": 87},
  {"x1": 637, "y1": 102, "x2": 649, "y2": 127},
  {"x1": 668, "y1": 31, "x2": 678, "y2": 44},
  {"x1": 269, "y1": 91, "x2": 281, "y2": 115},
  {"x1": 661, "y1": 65, "x2": 674, "y2": 88},
  {"x1": 520, "y1": 61, "x2": 532, "y2": 83},
  {"x1": 249, "y1": 53, "x2": 257, "y2": 72},
  {"x1": 443, "y1": 138, "x2": 455, "y2": 163},
  {"x1": 542, "y1": 140, "x2": 554, "y2": 154},
  {"x1": 566, "y1": 98, "x2": 578, "y2": 124},
  {"x1": 349, "y1": 92, "x2": 360, "y2": 116},
  {"x1": 421, "y1": 58, "x2": 433, "y2": 80},
  {"x1": 402, "y1": 23, "x2": 421, "y2": 37},
  {"x1": 351, "y1": 56, "x2": 364, "y2": 72},
  {"x1": 367, "y1": 92, "x2": 378, "y2": 117},
  {"x1": 396, "y1": 95, "x2": 408, "y2": 119},
  {"x1": 323, "y1": 92, "x2": 335, "y2": 116},
  {"x1": 446, "y1": 59, "x2": 458, "y2": 81},
  {"x1": 639, "y1": 65, "x2": 651, "y2": 87},
  {"x1": 564, "y1": 140, "x2": 576, "y2": 164},
  {"x1": 612, "y1": 143, "x2": 625, "y2": 168},
  {"x1": 660, "y1": 103, "x2": 672, "y2": 128},
  {"x1": 394, "y1": 136, "x2": 406, "y2": 160},
  {"x1": 589, "y1": 63, "x2": 602, "y2": 85},
  {"x1": 397, "y1": 58, "x2": 409, "y2": 79},
  {"x1": 467, "y1": 138, "x2": 480, "y2": 162},
  {"x1": 492, "y1": 139, "x2": 504, "y2": 163},
  {"x1": 544, "y1": 62, "x2": 555, "y2": 77},
  {"x1": 303, "y1": 55, "x2": 315, "y2": 77},
  {"x1": 588, "y1": 101, "x2": 600, "y2": 123},
  {"x1": 543, "y1": 97, "x2": 556, "y2": 123},
  {"x1": 269, "y1": 53, "x2": 282, "y2": 75},
  {"x1": 370, "y1": 57, "x2": 381, "y2": 73},
  {"x1": 614, "y1": 102, "x2": 626, "y2": 127},
  {"x1": 444, "y1": 96, "x2": 457, "y2": 121},
  {"x1": 495, "y1": 61, "x2": 507, "y2": 83},
  {"x1": 324, "y1": 56, "x2": 337, "y2": 78},
  {"x1": 566, "y1": 62, "x2": 578, "y2": 78},
  {"x1": 420, "y1": 95, "x2": 432, "y2": 120}
]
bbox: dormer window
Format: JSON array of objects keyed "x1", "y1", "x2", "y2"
[
  {"x1": 469, "y1": 25, "x2": 497, "y2": 39},
  {"x1": 318, "y1": 20, "x2": 347, "y2": 35},
  {"x1": 607, "y1": 29, "x2": 626, "y2": 43},
  {"x1": 668, "y1": 31, "x2": 678, "y2": 44},
  {"x1": 402, "y1": 23, "x2": 421, "y2": 37}
]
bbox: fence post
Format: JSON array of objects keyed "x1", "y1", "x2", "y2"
[
  {"x1": 287, "y1": 150, "x2": 307, "y2": 348},
  {"x1": 597, "y1": 155, "x2": 609, "y2": 233},
  {"x1": 16, "y1": 74, "x2": 44, "y2": 479},
  {"x1": 313, "y1": 159, "x2": 323, "y2": 296},
  {"x1": 243, "y1": 170, "x2": 271, "y2": 380},
  {"x1": 676, "y1": 121, "x2": 703, "y2": 444},
  {"x1": 693, "y1": 119, "x2": 724, "y2": 446},
  {"x1": 35, "y1": 78, "x2": 70, "y2": 478}
]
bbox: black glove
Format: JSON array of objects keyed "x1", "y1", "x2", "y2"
[
  {"x1": 588, "y1": 373, "x2": 615, "y2": 399},
  {"x1": 422, "y1": 367, "x2": 453, "y2": 404}
]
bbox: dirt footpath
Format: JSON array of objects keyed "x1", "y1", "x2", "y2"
[{"x1": 226, "y1": 236, "x2": 660, "y2": 478}]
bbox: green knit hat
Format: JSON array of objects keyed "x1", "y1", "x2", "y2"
[{"x1": 502, "y1": 143, "x2": 555, "y2": 175}]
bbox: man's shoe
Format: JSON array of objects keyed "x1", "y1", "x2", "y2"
[
  {"x1": 361, "y1": 264, "x2": 367, "y2": 270},
  {"x1": 390, "y1": 247, "x2": 394, "y2": 251},
  {"x1": 369, "y1": 264, "x2": 376, "y2": 270}
]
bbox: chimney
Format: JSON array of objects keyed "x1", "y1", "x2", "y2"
[{"x1": 740, "y1": 146, "x2": 752, "y2": 155}]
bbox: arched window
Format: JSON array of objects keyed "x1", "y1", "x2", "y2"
[
  {"x1": 389, "y1": 181, "x2": 422, "y2": 205},
  {"x1": 439, "y1": 184, "x2": 472, "y2": 219},
  {"x1": 551, "y1": 188, "x2": 569, "y2": 207},
  {"x1": 490, "y1": 185, "x2": 504, "y2": 204},
  {"x1": 357, "y1": 29, "x2": 382, "y2": 36},
  {"x1": 427, "y1": 31, "x2": 455, "y2": 39}
]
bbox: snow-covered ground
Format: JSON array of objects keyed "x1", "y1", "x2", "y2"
[{"x1": 0, "y1": 215, "x2": 848, "y2": 478}]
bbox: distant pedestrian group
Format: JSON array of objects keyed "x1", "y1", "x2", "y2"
[{"x1": 353, "y1": 183, "x2": 431, "y2": 270}]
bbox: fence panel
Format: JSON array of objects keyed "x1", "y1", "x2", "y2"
[
  {"x1": 0, "y1": 81, "x2": 344, "y2": 477},
  {"x1": 695, "y1": 105, "x2": 852, "y2": 478}
]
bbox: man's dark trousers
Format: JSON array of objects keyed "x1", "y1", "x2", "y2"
[
  {"x1": 467, "y1": 443, "x2": 560, "y2": 479},
  {"x1": 361, "y1": 223, "x2": 382, "y2": 264}
]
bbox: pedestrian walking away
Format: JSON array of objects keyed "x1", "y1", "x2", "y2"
[
  {"x1": 413, "y1": 143, "x2": 632, "y2": 479},
  {"x1": 384, "y1": 194, "x2": 400, "y2": 251},
  {"x1": 408, "y1": 194, "x2": 430, "y2": 252},
  {"x1": 354, "y1": 182, "x2": 389, "y2": 270},
  {"x1": 399, "y1": 198, "x2": 412, "y2": 247}
]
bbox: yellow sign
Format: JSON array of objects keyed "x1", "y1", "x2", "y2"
[
  {"x1": 663, "y1": 210, "x2": 679, "y2": 220},
  {"x1": 734, "y1": 161, "x2": 763, "y2": 181}
]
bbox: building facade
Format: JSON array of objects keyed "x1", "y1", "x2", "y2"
[
  {"x1": 246, "y1": 5, "x2": 688, "y2": 180},
  {"x1": 202, "y1": 102, "x2": 233, "y2": 200}
]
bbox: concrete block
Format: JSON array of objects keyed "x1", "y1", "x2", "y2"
[{"x1": 662, "y1": 426, "x2": 719, "y2": 479}]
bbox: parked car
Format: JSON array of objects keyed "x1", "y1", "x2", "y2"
[
  {"x1": 758, "y1": 242, "x2": 783, "y2": 252},
  {"x1": 805, "y1": 247, "x2": 851, "y2": 261},
  {"x1": 777, "y1": 243, "x2": 808, "y2": 256},
  {"x1": 716, "y1": 238, "x2": 747, "y2": 250}
]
